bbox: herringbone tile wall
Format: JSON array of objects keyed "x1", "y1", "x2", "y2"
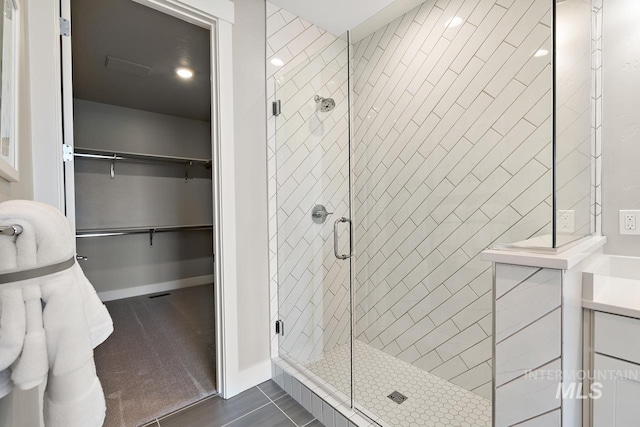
[{"x1": 350, "y1": 0, "x2": 555, "y2": 400}]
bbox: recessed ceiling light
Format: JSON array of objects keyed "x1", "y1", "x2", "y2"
[
  {"x1": 271, "y1": 58, "x2": 284, "y2": 67},
  {"x1": 446, "y1": 16, "x2": 463, "y2": 28},
  {"x1": 176, "y1": 67, "x2": 194, "y2": 79},
  {"x1": 534, "y1": 49, "x2": 549, "y2": 57}
]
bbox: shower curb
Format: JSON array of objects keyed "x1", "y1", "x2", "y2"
[{"x1": 272, "y1": 358, "x2": 381, "y2": 427}]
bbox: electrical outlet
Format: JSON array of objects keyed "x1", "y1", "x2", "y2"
[
  {"x1": 557, "y1": 210, "x2": 575, "y2": 234},
  {"x1": 625, "y1": 214, "x2": 636, "y2": 230},
  {"x1": 620, "y1": 210, "x2": 640, "y2": 235}
]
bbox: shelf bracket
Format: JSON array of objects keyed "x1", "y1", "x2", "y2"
[
  {"x1": 149, "y1": 228, "x2": 156, "y2": 247},
  {"x1": 110, "y1": 154, "x2": 116, "y2": 179},
  {"x1": 184, "y1": 160, "x2": 193, "y2": 182}
]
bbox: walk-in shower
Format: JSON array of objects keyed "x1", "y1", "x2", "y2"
[{"x1": 267, "y1": 0, "x2": 597, "y2": 425}]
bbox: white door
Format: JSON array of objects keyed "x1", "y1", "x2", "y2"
[
  {"x1": 58, "y1": 0, "x2": 239, "y2": 398},
  {"x1": 60, "y1": 1, "x2": 76, "y2": 231}
]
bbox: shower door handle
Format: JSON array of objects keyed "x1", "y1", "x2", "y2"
[{"x1": 334, "y1": 217, "x2": 352, "y2": 260}]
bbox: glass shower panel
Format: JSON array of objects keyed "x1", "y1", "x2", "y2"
[
  {"x1": 273, "y1": 38, "x2": 352, "y2": 405},
  {"x1": 555, "y1": 0, "x2": 595, "y2": 246}
]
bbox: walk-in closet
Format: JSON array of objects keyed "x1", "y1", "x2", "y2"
[{"x1": 69, "y1": 0, "x2": 216, "y2": 425}]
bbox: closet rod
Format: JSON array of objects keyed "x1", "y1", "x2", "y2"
[
  {"x1": 0, "y1": 225, "x2": 23, "y2": 237},
  {"x1": 76, "y1": 224, "x2": 214, "y2": 239},
  {"x1": 74, "y1": 147, "x2": 212, "y2": 167}
]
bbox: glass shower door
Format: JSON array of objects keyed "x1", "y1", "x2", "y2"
[{"x1": 273, "y1": 38, "x2": 352, "y2": 405}]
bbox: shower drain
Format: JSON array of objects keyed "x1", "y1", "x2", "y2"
[{"x1": 387, "y1": 391, "x2": 408, "y2": 404}]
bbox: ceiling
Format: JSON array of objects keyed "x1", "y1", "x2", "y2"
[
  {"x1": 350, "y1": 0, "x2": 433, "y2": 41},
  {"x1": 268, "y1": 0, "x2": 397, "y2": 36},
  {"x1": 71, "y1": 0, "x2": 211, "y2": 121}
]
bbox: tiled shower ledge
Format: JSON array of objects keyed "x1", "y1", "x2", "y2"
[
  {"x1": 482, "y1": 235, "x2": 606, "y2": 270},
  {"x1": 273, "y1": 341, "x2": 491, "y2": 427}
]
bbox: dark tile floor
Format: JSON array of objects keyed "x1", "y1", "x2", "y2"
[{"x1": 142, "y1": 380, "x2": 323, "y2": 427}]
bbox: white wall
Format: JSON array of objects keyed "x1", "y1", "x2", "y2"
[
  {"x1": 267, "y1": 0, "x2": 394, "y2": 36},
  {"x1": 602, "y1": 0, "x2": 640, "y2": 256},
  {"x1": 232, "y1": 0, "x2": 271, "y2": 373},
  {"x1": 0, "y1": 0, "x2": 33, "y2": 204},
  {"x1": 27, "y1": 0, "x2": 64, "y2": 210},
  {"x1": 73, "y1": 99, "x2": 212, "y2": 159},
  {"x1": 73, "y1": 100, "x2": 214, "y2": 296},
  {"x1": 0, "y1": 0, "x2": 41, "y2": 425}
]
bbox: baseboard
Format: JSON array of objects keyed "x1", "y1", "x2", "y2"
[
  {"x1": 97, "y1": 274, "x2": 215, "y2": 302},
  {"x1": 230, "y1": 359, "x2": 272, "y2": 397}
]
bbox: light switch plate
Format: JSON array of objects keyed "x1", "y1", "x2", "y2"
[{"x1": 620, "y1": 210, "x2": 640, "y2": 235}]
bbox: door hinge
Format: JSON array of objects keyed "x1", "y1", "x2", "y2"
[
  {"x1": 272, "y1": 100, "x2": 281, "y2": 117},
  {"x1": 62, "y1": 144, "x2": 73, "y2": 162},
  {"x1": 59, "y1": 17, "x2": 70, "y2": 37},
  {"x1": 275, "y1": 320, "x2": 284, "y2": 336}
]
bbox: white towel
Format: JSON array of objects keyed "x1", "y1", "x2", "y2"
[
  {"x1": 0, "y1": 288, "x2": 25, "y2": 371},
  {"x1": 0, "y1": 200, "x2": 113, "y2": 427},
  {"x1": 73, "y1": 266, "x2": 113, "y2": 349},
  {"x1": 45, "y1": 361, "x2": 106, "y2": 427},
  {"x1": 11, "y1": 286, "x2": 48, "y2": 390},
  {"x1": 0, "y1": 202, "x2": 112, "y2": 348},
  {"x1": 0, "y1": 201, "x2": 75, "y2": 265}
]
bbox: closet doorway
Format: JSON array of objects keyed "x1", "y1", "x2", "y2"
[{"x1": 62, "y1": 0, "x2": 218, "y2": 425}]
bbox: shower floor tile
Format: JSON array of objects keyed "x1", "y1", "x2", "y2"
[
  {"x1": 94, "y1": 285, "x2": 216, "y2": 427},
  {"x1": 305, "y1": 340, "x2": 491, "y2": 427}
]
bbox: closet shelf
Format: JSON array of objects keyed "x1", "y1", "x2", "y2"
[
  {"x1": 76, "y1": 224, "x2": 213, "y2": 246},
  {"x1": 73, "y1": 147, "x2": 212, "y2": 168}
]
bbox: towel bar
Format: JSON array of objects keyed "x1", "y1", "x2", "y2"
[
  {"x1": 0, "y1": 256, "x2": 76, "y2": 284},
  {"x1": 0, "y1": 225, "x2": 23, "y2": 237}
]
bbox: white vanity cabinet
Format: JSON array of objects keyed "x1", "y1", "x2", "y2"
[{"x1": 592, "y1": 312, "x2": 640, "y2": 426}]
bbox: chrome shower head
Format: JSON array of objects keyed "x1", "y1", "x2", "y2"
[{"x1": 314, "y1": 95, "x2": 336, "y2": 112}]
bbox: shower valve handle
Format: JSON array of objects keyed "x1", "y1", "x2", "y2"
[{"x1": 311, "y1": 204, "x2": 333, "y2": 224}]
